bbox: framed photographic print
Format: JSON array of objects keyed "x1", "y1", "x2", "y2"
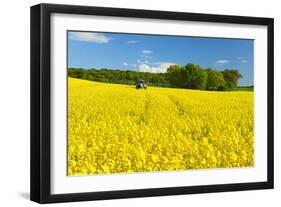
[{"x1": 30, "y1": 3, "x2": 274, "y2": 203}]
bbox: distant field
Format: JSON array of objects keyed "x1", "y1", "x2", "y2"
[
  {"x1": 67, "y1": 78, "x2": 254, "y2": 176},
  {"x1": 235, "y1": 86, "x2": 254, "y2": 91}
]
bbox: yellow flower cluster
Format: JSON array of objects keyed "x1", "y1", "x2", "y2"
[{"x1": 68, "y1": 78, "x2": 254, "y2": 176}]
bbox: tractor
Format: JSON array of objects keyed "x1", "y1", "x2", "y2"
[{"x1": 136, "y1": 79, "x2": 147, "y2": 89}]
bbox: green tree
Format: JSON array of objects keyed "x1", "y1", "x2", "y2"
[
  {"x1": 221, "y1": 69, "x2": 242, "y2": 89},
  {"x1": 206, "y1": 69, "x2": 226, "y2": 90},
  {"x1": 184, "y1": 63, "x2": 207, "y2": 90},
  {"x1": 166, "y1": 64, "x2": 207, "y2": 89},
  {"x1": 166, "y1": 65, "x2": 184, "y2": 87}
]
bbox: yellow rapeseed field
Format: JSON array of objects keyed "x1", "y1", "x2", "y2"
[{"x1": 68, "y1": 77, "x2": 254, "y2": 176}]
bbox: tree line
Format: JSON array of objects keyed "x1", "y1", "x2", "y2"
[
  {"x1": 68, "y1": 63, "x2": 243, "y2": 91},
  {"x1": 166, "y1": 64, "x2": 242, "y2": 91}
]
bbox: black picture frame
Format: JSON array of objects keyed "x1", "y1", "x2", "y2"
[{"x1": 30, "y1": 3, "x2": 274, "y2": 204}]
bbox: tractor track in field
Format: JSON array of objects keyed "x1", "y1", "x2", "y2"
[
  {"x1": 137, "y1": 92, "x2": 150, "y2": 125},
  {"x1": 167, "y1": 95, "x2": 189, "y2": 117}
]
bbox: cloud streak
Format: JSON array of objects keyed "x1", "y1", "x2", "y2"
[
  {"x1": 69, "y1": 32, "x2": 112, "y2": 43},
  {"x1": 142, "y1": 49, "x2": 152, "y2": 54},
  {"x1": 215, "y1": 60, "x2": 230, "y2": 64},
  {"x1": 237, "y1": 57, "x2": 248, "y2": 63},
  {"x1": 127, "y1": 40, "x2": 138, "y2": 44}
]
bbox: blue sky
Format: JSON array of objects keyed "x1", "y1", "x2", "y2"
[{"x1": 68, "y1": 31, "x2": 253, "y2": 86}]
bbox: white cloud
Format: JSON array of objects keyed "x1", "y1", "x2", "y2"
[
  {"x1": 69, "y1": 32, "x2": 112, "y2": 43},
  {"x1": 237, "y1": 57, "x2": 248, "y2": 63},
  {"x1": 216, "y1": 60, "x2": 230, "y2": 64},
  {"x1": 137, "y1": 59, "x2": 143, "y2": 64},
  {"x1": 142, "y1": 49, "x2": 152, "y2": 54},
  {"x1": 132, "y1": 64, "x2": 137, "y2": 67},
  {"x1": 127, "y1": 40, "x2": 138, "y2": 44},
  {"x1": 144, "y1": 60, "x2": 149, "y2": 64},
  {"x1": 123, "y1": 62, "x2": 128, "y2": 66},
  {"x1": 139, "y1": 62, "x2": 175, "y2": 73}
]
